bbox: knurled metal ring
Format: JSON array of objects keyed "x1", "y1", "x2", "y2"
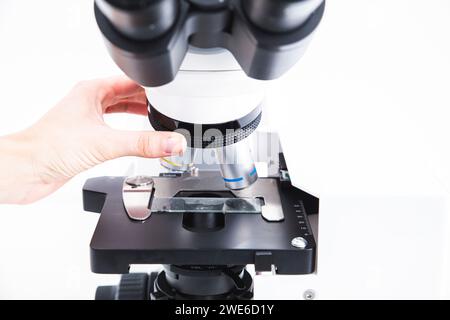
[{"x1": 148, "y1": 103, "x2": 262, "y2": 148}]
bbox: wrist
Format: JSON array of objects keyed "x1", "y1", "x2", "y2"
[{"x1": 0, "y1": 132, "x2": 41, "y2": 204}]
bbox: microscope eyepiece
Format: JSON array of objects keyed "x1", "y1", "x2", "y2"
[
  {"x1": 242, "y1": 0, "x2": 324, "y2": 33},
  {"x1": 96, "y1": 0, "x2": 179, "y2": 40},
  {"x1": 95, "y1": 0, "x2": 325, "y2": 86}
]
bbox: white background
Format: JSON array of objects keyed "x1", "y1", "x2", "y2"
[{"x1": 1, "y1": 0, "x2": 450, "y2": 299}]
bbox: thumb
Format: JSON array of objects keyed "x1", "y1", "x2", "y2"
[{"x1": 105, "y1": 129, "x2": 187, "y2": 159}]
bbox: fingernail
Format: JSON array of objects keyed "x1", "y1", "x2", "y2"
[{"x1": 163, "y1": 135, "x2": 186, "y2": 156}]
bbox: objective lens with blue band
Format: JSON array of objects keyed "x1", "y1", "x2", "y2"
[
  {"x1": 216, "y1": 139, "x2": 259, "y2": 190},
  {"x1": 223, "y1": 167, "x2": 257, "y2": 183},
  {"x1": 223, "y1": 177, "x2": 244, "y2": 183}
]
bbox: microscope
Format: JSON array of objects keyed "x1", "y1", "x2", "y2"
[{"x1": 83, "y1": 0, "x2": 325, "y2": 300}]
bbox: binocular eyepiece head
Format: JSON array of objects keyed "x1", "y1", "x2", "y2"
[{"x1": 96, "y1": 0, "x2": 325, "y2": 40}]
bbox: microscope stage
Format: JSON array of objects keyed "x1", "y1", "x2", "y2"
[{"x1": 83, "y1": 174, "x2": 317, "y2": 275}]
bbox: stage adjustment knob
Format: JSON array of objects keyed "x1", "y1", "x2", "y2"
[
  {"x1": 117, "y1": 273, "x2": 149, "y2": 300},
  {"x1": 95, "y1": 285, "x2": 117, "y2": 300}
]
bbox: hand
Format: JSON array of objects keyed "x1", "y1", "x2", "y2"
[{"x1": 0, "y1": 76, "x2": 187, "y2": 204}]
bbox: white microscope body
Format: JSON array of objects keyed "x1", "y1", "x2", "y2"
[{"x1": 90, "y1": 0, "x2": 450, "y2": 300}]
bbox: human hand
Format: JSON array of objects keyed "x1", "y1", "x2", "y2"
[{"x1": 0, "y1": 76, "x2": 186, "y2": 204}]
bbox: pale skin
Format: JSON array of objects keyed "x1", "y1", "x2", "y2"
[{"x1": 0, "y1": 76, "x2": 187, "y2": 204}]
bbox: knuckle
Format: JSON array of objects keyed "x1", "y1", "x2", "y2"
[
  {"x1": 73, "y1": 80, "x2": 90, "y2": 91},
  {"x1": 72, "y1": 79, "x2": 107, "y2": 105},
  {"x1": 136, "y1": 134, "x2": 154, "y2": 158}
]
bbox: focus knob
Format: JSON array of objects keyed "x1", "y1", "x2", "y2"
[{"x1": 117, "y1": 273, "x2": 149, "y2": 300}]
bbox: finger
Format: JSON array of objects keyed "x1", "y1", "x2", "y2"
[
  {"x1": 105, "y1": 86, "x2": 147, "y2": 105},
  {"x1": 100, "y1": 75, "x2": 143, "y2": 97},
  {"x1": 105, "y1": 102, "x2": 149, "y2": 116},
  {"x1": 74, "y1": 76, "x2": 145, "y2": 108},
  {"x1": 104, "y1": 129, "x2": 187, "y2": 159},
  {"x1": 109, "y1": 90, "x2": 148, "y2": 107}
]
